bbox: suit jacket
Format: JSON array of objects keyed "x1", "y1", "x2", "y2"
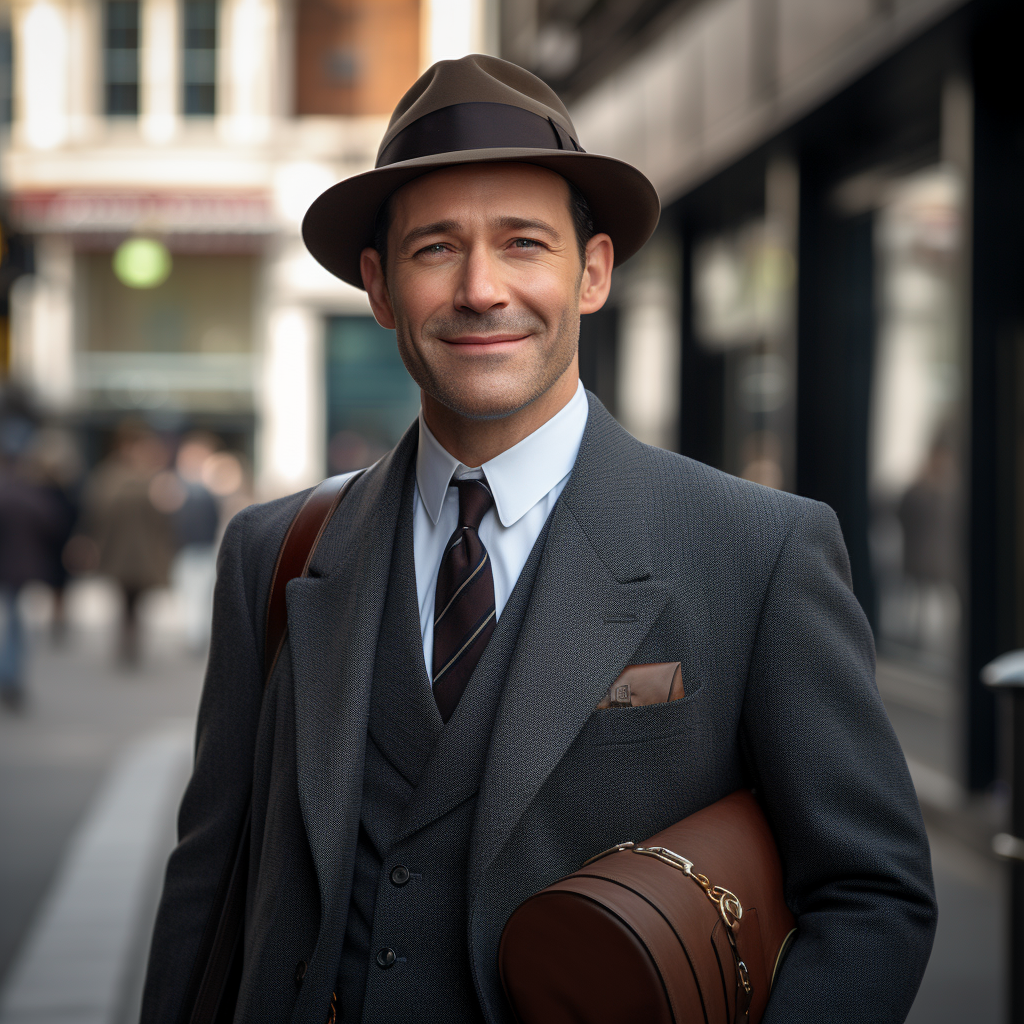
[{"x1": 141, "y1": 392, "x2": 937, "y2": 1024}]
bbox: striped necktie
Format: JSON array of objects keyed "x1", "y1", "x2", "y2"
[{"x1": 432, "y1": 478, "x2": 496, "y2": 723}]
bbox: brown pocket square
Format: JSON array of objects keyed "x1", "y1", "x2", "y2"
[{"x1": 595, "y1": 662, "x2": 685, "y2": 709}]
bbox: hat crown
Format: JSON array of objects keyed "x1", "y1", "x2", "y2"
[
  {"x1": 302, "y1": 55, "x2": 660, "y2": 290},
  {"x1": 377, "y1": 54, "x2": 579, "y2": 166}
]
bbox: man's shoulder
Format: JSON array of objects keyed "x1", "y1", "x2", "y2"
[
  {"x1": 638, "y1": 443, "x2": 822, "y2": 531},
  {"x1": 620, "y1": 442, "x2": 846, "y2": 583},
  {"x1": 581, "y1": 394, "x2": 823, "y2": 540},
  {"x1": 621, "y1": 444, "x2": 846, "y2": 596}
]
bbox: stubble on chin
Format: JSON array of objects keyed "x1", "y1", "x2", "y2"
[{"x1": 395, "y1": 306, "x2": 579, "y2": 422}]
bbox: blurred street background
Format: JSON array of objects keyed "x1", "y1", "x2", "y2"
[{"x1": 0, "y1": 0, "x2": 1021, "y2": 1019}]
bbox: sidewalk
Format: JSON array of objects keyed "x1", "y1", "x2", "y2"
[
  {"x1": 0, "y1": 580, "x2": 204, "y2": 1014},
  {"x1": 877, "y1": 657, "x2": 1009, "y2": 1023},
  {"x1": 0, "y1": 725, "x2": 193, "y2": 1024}
]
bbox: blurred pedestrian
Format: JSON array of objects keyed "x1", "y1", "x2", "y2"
[
  {"x1": 79, "y1": 420, "x2": 175, "y2": 667},
  {"x1": 24, "y1": 427, "x2": 83, "y2": 644},
  {"x1": 0, "y1": 436, "x2": 70, "y2": 709},
  {"x1": 150, "y1": 432, "x2": 221, "y2": 655},
  {"x1": 897, "y1": 428, "x2": 961, "y2": 654},
  {"x1": 898, "y1": 430, "x2": 959, "y2": 585}
]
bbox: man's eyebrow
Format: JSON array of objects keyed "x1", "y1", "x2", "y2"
[
  {"x1": 398, "y1": 220, "x2": 461, "y2": 252},
  {"x1": 397, "y1": 216, "x2": 564, "y2": 253},
  {"x1": 492, "y1": 216, "x2": 562, "y2": 239}
]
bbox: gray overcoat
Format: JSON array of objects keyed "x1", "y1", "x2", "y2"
[{"x1": 142, "y1": 393, "x2": 937, "y2": 1023}]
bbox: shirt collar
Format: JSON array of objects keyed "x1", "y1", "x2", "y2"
[{"x1": 416, "y1": 380, "x2": 588, "y2": 528}]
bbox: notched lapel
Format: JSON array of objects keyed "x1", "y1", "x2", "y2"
[
  {"x1": 469, "y1": 397, "x2": 671, "y2": 900},
  {"x1": 288, "y1": 427, "x2": 416, "y2": 926},
  {"x1": 469, "y1": 507, "x2": 668, "y2": 899},
  {"x1": 288, "y1": 572, "x2": 373, "y2": 910}
]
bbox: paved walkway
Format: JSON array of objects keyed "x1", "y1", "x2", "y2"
[
  {"x1": 908, "y1": 824, "x2": 1007, "y2": 1022},
  {"x1": 0, "y1": 581, "x2": 204, "y2": 1011},
  {"x1": 878, "y1": 657, "x2": 1009, "y2": 1023},
  {"x1": 0, "y1": 725, "x2": 192, "y2": 1024}
]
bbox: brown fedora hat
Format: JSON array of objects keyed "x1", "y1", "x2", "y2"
[{"x1": 301, "y1": 54, "x2": 661, "y2": 290}]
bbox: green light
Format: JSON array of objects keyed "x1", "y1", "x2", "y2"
[{"x1": 113, "y1": 238, "x2": 172, "y2": 289}]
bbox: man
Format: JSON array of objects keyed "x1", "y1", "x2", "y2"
[{"x1": 142, "y1": 55, "x2": 936, "y2": 1023}]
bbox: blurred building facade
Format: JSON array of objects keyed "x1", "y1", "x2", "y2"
[
  {"x1": 0, "y1": 0, "x2": 495, "y2": 494},
  {"x1": 504, "y1": 0, "x2": 1023, "y2": 793}
]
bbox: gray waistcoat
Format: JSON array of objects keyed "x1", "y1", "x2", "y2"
[{"x1": 336, "y1": 468, "x2": 551, "y2": 1023}]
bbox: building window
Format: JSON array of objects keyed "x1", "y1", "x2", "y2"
[
  {"x1": 105, "y1": 0, "x2": 139, "y2": 116},
  {"x1": 294, "y1": 0, "x2": 420, "y2": 116},
  {"x1": 183, "y1": 0, "x2": 217, "y2": 116},
  {"x1": 0, "y1": 21, "x2": 12, "y2": 124}
]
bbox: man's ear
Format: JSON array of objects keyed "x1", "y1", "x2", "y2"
[
  {"x1": 361, "y1": 248, "x2": 397, "y2": 329},
  {"x1": 578, "y1": 233, "x2": 614, "y2": 315}
]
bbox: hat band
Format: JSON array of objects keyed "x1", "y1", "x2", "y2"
[{"x1": 377, "y1": 101, "x2": 585, "y2": 167}]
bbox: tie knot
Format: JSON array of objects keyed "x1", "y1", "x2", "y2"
[{"x1": 454, "y1": 478, "x2": 493, "y2": 531}]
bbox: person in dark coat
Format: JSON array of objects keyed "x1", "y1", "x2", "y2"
[
  {"x1": 79, "y1": 420, "x2": 175, "y2": 666},
  {"x1": 142, "y1": 55, "x2": 936, "y2": 1024},
  {"x1": 24, "y1": 427, "x2": 83, "y2": 644},
  {"x1": 0, "y1": 448, "x2": 70, "y2": 708}
]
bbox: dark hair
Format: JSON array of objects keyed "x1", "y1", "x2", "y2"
[
  {"x1": 566, "y1": 180, "x2": 595, "y2": 265},
  {"x1": 372, "y1": 175, "x2": 595, "y2": 275}
]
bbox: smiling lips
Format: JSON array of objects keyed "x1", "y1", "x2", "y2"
[
  {"x1": 438, "y1": 333, "x2": 532, "y2": 352},
  {"x1": 442, "y1": 334, "x2": 530, "y2": 345}
]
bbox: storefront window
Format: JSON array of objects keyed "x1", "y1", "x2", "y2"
[
  {"x1": 869, "y1": 165, "x2": 966, "y2": 678},
  {"x1": 75, "y1": 251, "x2": 256, "y2": 412},
  {"x1": 692, "y1": 210, "x2": 797, "y2": 489}
]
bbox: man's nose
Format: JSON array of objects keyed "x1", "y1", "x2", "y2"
[{"x1": 453, "y1": 246, "x2": 510, "y2": 313}]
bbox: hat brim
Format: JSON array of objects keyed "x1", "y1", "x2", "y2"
[{"x1": 301, "y1": 148, "x2": 661, "y2": 290}]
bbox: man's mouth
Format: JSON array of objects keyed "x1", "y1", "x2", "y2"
[{"x1": 440, "y1": 334, "x2": 530, "y2": 346}]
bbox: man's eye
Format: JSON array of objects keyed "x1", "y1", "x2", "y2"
[
  {"x1": 418, "y1": 243, "x2": 449, "y2": 255},
  {"x1": 511, "y1": 238, "x2": 541, "y2": 249}
]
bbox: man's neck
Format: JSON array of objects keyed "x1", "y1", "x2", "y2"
[{"x1": 421, "y1": 371, "x2": 579, "y2": 468}]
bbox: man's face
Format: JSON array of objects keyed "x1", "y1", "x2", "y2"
[{"x1": 361, "y1": 162, "x2": 610, "y2": 422}]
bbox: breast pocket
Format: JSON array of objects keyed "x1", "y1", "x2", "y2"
[{"x1": 581, "y1": 677, "x2": 706, "y2": 748}]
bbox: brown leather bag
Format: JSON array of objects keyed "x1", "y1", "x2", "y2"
[{"x1": 498, "y1": 789, "x2": 796, "y2": 1024}]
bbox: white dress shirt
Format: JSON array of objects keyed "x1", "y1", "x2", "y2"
[{"x1": 413, "y1": 380, "x2": 589, "y2": 681}]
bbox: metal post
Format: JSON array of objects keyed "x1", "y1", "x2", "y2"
[{"x1": 982, "y1": 650, "x2": 1024, "y2": 1022}]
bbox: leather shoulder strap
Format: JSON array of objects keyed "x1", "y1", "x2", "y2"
[{"x1": 263, "y1": 470, "x2": 364, "y2": 681}]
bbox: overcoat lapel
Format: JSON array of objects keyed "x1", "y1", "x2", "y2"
[
  {"x1": 286, "y1": 423, "x2": 417, "y2": 972},
  {"x1": 468, "y1": 395, "x2": 670, "y2": 902}
]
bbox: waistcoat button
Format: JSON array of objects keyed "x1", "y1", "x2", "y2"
[
  {"x1": 390, "y1": 865, "x2": 411, "y2": 886},
  {"x1": 376, "y1": 947, "x2": 397, "y2": 969},
  {"x1": 294, "y1": 960, "x2": 307, "y2": 986}
]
